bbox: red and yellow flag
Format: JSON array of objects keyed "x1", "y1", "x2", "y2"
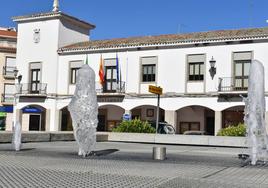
[{"x1": 99, "y1": 55, "x2": 105, "y2": 86}]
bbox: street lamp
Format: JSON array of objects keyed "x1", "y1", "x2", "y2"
[{"x1": 209, "y1": 56, "x2": 216, "y2": 80}]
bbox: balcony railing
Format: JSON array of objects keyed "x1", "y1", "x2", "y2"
[
  {"x1": 95, "y1": 81, "x2": 126, "y2": 94},
  {"x1": 1, "y1": 93, "x2": 14, "y2": 103},
  {"x1": 218, "y1": 77, "x2": 248, "y2": 92},
  {"x1": 15, "y1": 83, "x2": 47, "y2": 95},
  {"x1": 3, "y1": 66, "x2": 16, "y2": 78}
]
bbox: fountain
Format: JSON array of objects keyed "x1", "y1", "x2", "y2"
[
  {"x1": 244, "y1": 60, "x2": 268, "y2": 165},
  {"x1": 12, "y1": 121, "x2": 22, "y2": 151},
  {"x1": 68, "y1": 64, "x2": 98, "y2": 157}
]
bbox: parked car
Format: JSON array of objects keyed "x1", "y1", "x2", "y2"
[{"x1": 148, "y1": 121, "x2": 175, "y2": 134}]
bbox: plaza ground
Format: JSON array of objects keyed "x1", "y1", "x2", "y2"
[{"x1": 0, "y1": 141, "x2": 267, "y2": 188}]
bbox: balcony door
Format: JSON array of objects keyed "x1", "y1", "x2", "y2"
[
  {"x1": 31, "y1": 69, "x2": 40, "y2": 93},
  {"x1": 234, "y1": 60, "x2": 250, "y2": 90},
  {"x1": 104, "y1": 66, "x2": 117, "y2": 93}
]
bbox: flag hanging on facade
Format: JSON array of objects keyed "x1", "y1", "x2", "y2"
[
  {"x1": 116, "y1": 53, "x2": 119, "y2": 84},
  {"x1": 99, "y1": 54, "x2": 105, "y2": 86}
]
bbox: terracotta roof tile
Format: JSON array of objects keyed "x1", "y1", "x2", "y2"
[
  {"x1": 60, "y1": 27, "x2": 268, "y2": 52},
  {"x1": 0, "y1": 30, "x2": 17, "y2": 38}
]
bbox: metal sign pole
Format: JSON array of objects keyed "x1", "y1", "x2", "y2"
[{"x1": 156, "y1": 94, "x2": 160, "y2": 134}]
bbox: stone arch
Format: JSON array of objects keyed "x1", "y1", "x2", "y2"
[
  {"x1": 130, "y1": 105, "x2": 165, "y2": 122},
  {"x1": 21, "y1": 105, "x2": 47, "y2": 131},
  {"x1": 98, "y1": 105, "x2": 125, "y2": 132},
  {"x1": 222, "y1": 105, "x2": 245, "y2": 128},
  {"x1": 60, "y1": 106, "x2": 73, "y2": 131},
  {"x1": 175, "y1": 105, "x2": 215, "y2": 135}
]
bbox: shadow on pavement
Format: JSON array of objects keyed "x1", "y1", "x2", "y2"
[{"x1": 92, "y1": 149, "x2": 119, "y2": 156}]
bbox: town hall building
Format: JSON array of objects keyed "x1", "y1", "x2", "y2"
[{"x1": 11, "y1": 0, "x2": 268, "y2": 135}]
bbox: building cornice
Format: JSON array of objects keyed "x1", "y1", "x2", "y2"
[
  {"x1": 0, "y1": 47, "x2": 16, "y2": 53},
  {"x1": 12, "y1": 11, "x2": 95, "y2": 30}
]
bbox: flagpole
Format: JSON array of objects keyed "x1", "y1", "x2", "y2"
[{"x1": 126, "y1": 50, "x2": 128, "y2": 92}]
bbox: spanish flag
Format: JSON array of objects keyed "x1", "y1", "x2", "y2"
[{"x1": 99, "y1": 55, "x2": 105, "y2": 86}]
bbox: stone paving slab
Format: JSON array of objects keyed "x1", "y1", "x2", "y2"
[{"x1": 0, "y1": 142, "x2": 267, "y2": 188}]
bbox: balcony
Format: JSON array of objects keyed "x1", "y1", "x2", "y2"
[
  {"x1": 15, "y1": 83, "x2": 47, "y2": 95},
  {"x1": 95, "y1": 81, "x2": 126, "y2": 94},
  {"x1": 1, "y1": 93, "x2": 14, "y2": 104},
  {"x1": 3, "y1": 66, "x2": 16, "y2": 78},
  {"x1": 218, "y1": 77, "x2": 248, "y2": 93}
]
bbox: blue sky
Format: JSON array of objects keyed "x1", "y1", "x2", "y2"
[{"x1": 1, "y1": 0, "x2": 268, "y2": 40}]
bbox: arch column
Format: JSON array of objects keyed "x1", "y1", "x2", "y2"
[
  {"x1": 164, "y1": 110, "x2": 177, "y2": 129},
  {"x1": 48, "y1": 108, "x2": 61, "y2": 131},
  {"x1": 214, "y1": 111, "x2": 222, "y2": 136}
]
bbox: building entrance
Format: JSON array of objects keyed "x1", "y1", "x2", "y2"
[{"x1": 29, "y1": 114, "x2": 41, "y2": 131}]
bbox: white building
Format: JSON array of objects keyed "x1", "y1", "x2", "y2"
[
  {"x1": 12, "y1": 5, "x2": 268, "y2": 135},
  {"x1": 0, "y1": 27, "x2": 17, "y2": 131}
]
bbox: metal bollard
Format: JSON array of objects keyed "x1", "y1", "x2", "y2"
[{"x1": 153, "y1": 147, "x2": 166, "y2": 160}]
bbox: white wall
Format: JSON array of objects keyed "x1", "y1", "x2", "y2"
[
  {"x1": 16, "y1": 20, "x2": 60, "y2": 94},
  {"x1": 58, "y1": 20, "x2": 89, "y2": 48},
  {"x1": 58, "y1": 41, "x2": 268, "y2": 97}
]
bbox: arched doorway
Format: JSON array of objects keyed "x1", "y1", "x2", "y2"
[
  {"x1": 98, "y1": 105, "x2": 125, "y2": 132},
  {"x1": 222, "y1": 105, "x2": 244, "y2": 128},
  {"x1": 176, "y1": 105, "x2": 215, "y2": 135},
  {"x1": 60, "y1": 107, "x2": 73, "y2": 131},
  {"x1": 130, "y1": 105, "x2": 165, "y2": 122},
  {"x1": 22, "y1": 105, "x2": 46, "y2": 131}
]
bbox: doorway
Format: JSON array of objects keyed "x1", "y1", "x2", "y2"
[
  {"x1": 29, "y1": 114, "x2": 41, "y2": 131},
  {"x1": 104, "y1": 66, "x2": 117, "y2": 92},
  {"x1": 97, "y1": 115, "x2": 106, "y2": 131}
]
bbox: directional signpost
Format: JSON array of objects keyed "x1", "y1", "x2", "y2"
[{"x1": 148, "y1": 85, "x2": 163, "y2": 134}]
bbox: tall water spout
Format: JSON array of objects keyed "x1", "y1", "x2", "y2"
[
  {"x1": 244, "y1": 60, "x2": 268, "y2": 165},
  {"x1": 12, "y1": 121, "x2": 22, "y2": 151},
  {"x1": 68, "y1": 64, "x2": 98, "y2": 157}
]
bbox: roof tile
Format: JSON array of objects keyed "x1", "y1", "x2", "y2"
[{"x1": 60, "y1": 27, "x2": 268, "y2": 52}]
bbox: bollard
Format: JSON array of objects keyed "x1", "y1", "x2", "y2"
[{"x1": 153, "y1": 146, "x2": 166, "y2": 160}]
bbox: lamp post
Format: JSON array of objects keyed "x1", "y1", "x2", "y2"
[{"x1": 209, "y1": 56, "x2": 216, "y2": 79}]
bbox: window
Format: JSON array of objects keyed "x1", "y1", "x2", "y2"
[
  {"x1": 31, "y1": 69, "x2": 40, "y2": 93},
  {"x1": 233, "y1": 52, "x2": 252, "y2": 90},
  {"x1": 70, "y1": 68, "x2": 79, "y2": 84},
  {"x1": 142, "y1": 64, "x2": 156, "y2": 82},
  {"x1": 4, "y1": 57, "x2": 16, "y2": 77},
  {"x1": 29, "y1": 62, "x2": 41, "y2": 94},
  {"x1": 141, "y1": 56, "x2": 157, "y2": 82},
  {"x1": 69, "y1": 61, "x2": 83, "y2": 84},
  {"x1": 5, "y1": 57, "x2": 16, "y2": 67},
  {"x1": 187, "y1": 54, "x2": 205, "y2": 81},
  {"x1": 179, "y1": 122, "x2": 200, "y2": 134},
  {"x1": 103, "y1": 59, "x2": 118, "y2": 92},
  {"x1": 188, "y1": 62, "x2": 204, "y2": 81},
  {"x1": 104, "y1": 65, "x2": 117, "y2": 92},
  {"x1": 3, "y1": 84, "x2": 15, "y2": 102}
]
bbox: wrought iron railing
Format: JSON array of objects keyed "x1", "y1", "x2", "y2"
[
  {"x1": 218, "y1": 77, "x2": 248, "y2": 92},
  {"x1": 95, "y1": 81, "x2": 126, "y2": 94},
  {"x1": 15, "y1": 83, "x2": 47, "y2": 95},
  {"x1": 3, "y1": 66, "x2": 16, "y2": 77},
  {"x1": 1, "y1": 93, "x2": 14, "y2": 103}
]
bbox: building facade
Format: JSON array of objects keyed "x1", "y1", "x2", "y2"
[
  {"x1": 12, "y1": 10, "x2": 268, "y2": 135},
  {"x1": 0, "y1": 27, "x2": 17, "y2": 131}
]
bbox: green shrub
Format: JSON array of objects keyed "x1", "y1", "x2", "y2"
[
  {"x1": 112, "y1": 118, "x2": 156, "y2": 133},
  {"x1": 217, "y1": 123, "x2": 246, "y2": 137}
]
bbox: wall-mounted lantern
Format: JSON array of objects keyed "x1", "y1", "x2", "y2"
[
  {"x1": 14, "y1": 69, "x2": 22, "y2": 84},
  {"x1": 209, "y1": 56, "x2": 216, "y2": 79}
]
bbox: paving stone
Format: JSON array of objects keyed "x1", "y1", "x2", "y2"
[{"x1": 0, "y1": 142, "x2": 267, "y2": 187}]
